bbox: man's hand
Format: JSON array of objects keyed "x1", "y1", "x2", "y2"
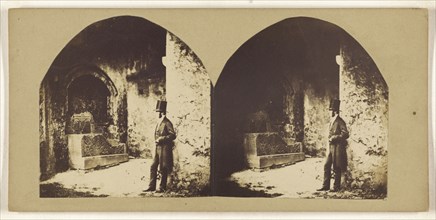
[
  {"x1": 329, "y1": 135, "x2": 337, "y2": 143},
  {"x1": 155, "y1": 136, "x2": 164, "y2": 144}
]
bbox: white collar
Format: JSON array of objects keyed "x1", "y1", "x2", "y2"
[
  {"x1": 157, "y1": 115, "x2": 165, "y2": 126},
  {"x1": 330, "y1": 114, "x2": 338, "y2": 126}
]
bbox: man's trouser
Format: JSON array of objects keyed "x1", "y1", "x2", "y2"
[
  {"x1": 148, "y1": 146, "x2": 170, "y2": 190},
  {"x1": 322, "y1": 152, "x2": 342, "y2": 190}
]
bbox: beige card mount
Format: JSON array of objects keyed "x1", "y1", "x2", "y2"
[{"x1": 8, "y1": 8, "x2": 429, "y2": 211}]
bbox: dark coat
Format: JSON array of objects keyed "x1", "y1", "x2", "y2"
[
  {"x1": 154, "y1": 117, "x2": 176, "y2": 171},
  {"x1": 328, "y1": 116, "x2": 349, "y2": 170}
]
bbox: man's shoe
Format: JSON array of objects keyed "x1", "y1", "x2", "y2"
[
  {"x1": 143, "y1": 187, "x2": 155, "y2": 192},
  {"x1": 316, "y1": 187, "x2": 329, "y2": 191},
  {"x1": 329, "y1": 188, "x2": 340, "y2": 192},
  {"x1": 156, "y1": 188, "x2": 166, "y2": 193}
]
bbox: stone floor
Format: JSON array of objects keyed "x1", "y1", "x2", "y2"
[
  {"x1": 40, "y1": 157, "x2": 385, "y2": 199},
  {"x1": 40, "y1": 158, "x2": 183, "y2": 197},
  {"x1": 224, "y1": 157, "x2": 386, "y2": 199},
  {"x1": 222, "y1": 157, "x2": 324, "y2": 198}
]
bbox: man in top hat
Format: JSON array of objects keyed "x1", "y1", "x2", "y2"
[
  {"x1": 144, "y1": 100, "x2": 176, "y2": 193},
  {"x1": 317, "y1": 99, "x2": 349, "y2": 192}
]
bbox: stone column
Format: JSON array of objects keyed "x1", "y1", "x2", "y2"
[
  {"x1": 338, "y1": 42, "x2": 388, "y2": 191},
  {"x1": 163, "y1": 31, "x2": 211, "y2": 195}
]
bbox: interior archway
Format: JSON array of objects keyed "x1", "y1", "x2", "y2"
[
  {"x1": 39, "y1": 16, "x2": 212, "y2": 196},
  {"x1": 213, "y1": 17, "x2": 388, "y2": 197}
]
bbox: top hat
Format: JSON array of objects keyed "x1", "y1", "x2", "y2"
[
  {"x1": 329, "y1": 99, "x2": 340, "y2": 111},
  {"x1": 155, "y1": 100, "x2": 167, "y2": 112}
]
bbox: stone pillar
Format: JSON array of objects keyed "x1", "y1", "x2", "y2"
[
  {"x1": 163, "y1": 32, "x2": 211, "y2": 195},
  {"x1": 338, "y1": 41, "x2": 388, "y2": 191}
]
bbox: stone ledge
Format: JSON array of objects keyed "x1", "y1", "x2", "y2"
[
  {"x1": 83, "y1": 153, "x2": 129, "y2": 170},
  {"x1": 247, "y1": 152, "x2": 305, "y2": 169},
  {"x1": 243, "y1": 132, "x2": 290, "y2": 156}
]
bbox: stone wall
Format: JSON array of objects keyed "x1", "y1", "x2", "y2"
[
  {"x1": 98, "y1": 61, "x2": 166, "y2": 159},
  {"x1": 123, "y1": 69, "x2": 165, "y2": 159},
  {"x1": 40, "y1": 80, "x2": 57, "y2": 179},
  {"x1": 165, "y1": 32, "x2": 211, "y2": 195},
  {"x1": 96, "y1": 64, "x2": 128, "y2": 143},
  {"x1": 338, "y1": 38, "x2": 388, "y2": 193},
  {"x1": 303, "y1": 83, "x2": 332, "y2": 157},
  {"x1": 125, "y1": 80, "x2": 164, "y2": 158},
  {"x1": 281, "y1": 74, "x2": 304, "y2": 144}
]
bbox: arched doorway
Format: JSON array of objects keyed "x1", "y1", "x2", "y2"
[{"x1": 65, "y1": 70, "x2": 117, "y2": 135}]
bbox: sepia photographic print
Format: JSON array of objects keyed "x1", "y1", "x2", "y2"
[
  {"x1": 39, "y1": 16, "x2": 211, "y2": 197},
  {"x1": 6, "y1": 8, "x2": 429, "y2": 212},
  {"x1": 214, "y1": 17, "x2": 388, "y2": 199}
]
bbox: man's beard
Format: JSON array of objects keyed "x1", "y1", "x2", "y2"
[
  {"x1": 331, "y1": 111, "x2": 336, "y2": 117},
  {"x1": 159, "y1": 112, "x2": 163, "y2": 118}
]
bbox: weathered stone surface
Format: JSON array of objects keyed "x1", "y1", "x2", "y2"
[
  {"x1": 68, "y1": 112, "x2": 95, "y2": 134},
  {"x1": 83, "y1": 154, "x2": 129, "y2": 170},
  {"x1": 81, "y1": 135, "x2": 125, "y2": 157},
  {"x1": 244, "y1": 133, "x2": 289, "y2": 156},
  {"x1": 303, "y1": 83, "x2": 333, "y2": 157},
  {"x1": 67, "y1": 134, "x2": 86, "y2": 169},
  {"x1": 68, "y1": 133, "x2": 128, "y2": 169},
  {"x1": 243, "y1": 110, "x2": 273, "y2": 133},
  {"x1": 244, "y1": 151, "x2": 305, "y2": 169},
  {"x1": 258, "y1": 153, "x2": 305, "y2": 169},
  {"x1": 243, "y1": 132, "x2": 304, "y2": 169},
  {"x1": 125, "y1": 77, "x2": 165, "y2": 158},
  {"x1": 165, "y1": 32, "x2": 211, "y2": 195},
  {"x1": 339, "y1": 38, "x2": 388, "y2": 192},
  {"x1": 289, "y1": 142, "x2": 303, "y2": 153}
]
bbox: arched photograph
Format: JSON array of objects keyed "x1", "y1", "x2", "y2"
[
  {"x1": 213, "y1": 17, "x2": 388, "y2": 199},
  {"x1": 39, "y1": 16, "x2": 212, "y2": 197}
]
